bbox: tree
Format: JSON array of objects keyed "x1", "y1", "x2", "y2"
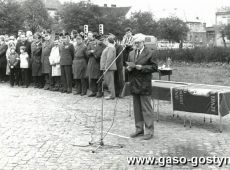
[
  {"x1": 128, "y1": 11, "x2": 158, "y2": 36},
  {"x1": 0, "y1": 0, "x2": 24, "y2": 34},
  {"x1": 224, "y1": 24, "x2": 230, "y2": 47},
  {"x1": 157, "y1": 17, "x2": 189, "y2": 43},
  {"x1": 22, "y1": 0, "x2": 52, "y2": 33},
  {"x1": 59, "y1": 2, "x2": 99, "y2": 33}
]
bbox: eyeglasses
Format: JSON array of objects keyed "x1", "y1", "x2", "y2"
[{"x1": 134, "y1": 41, "x2": 142, "y2": 44}]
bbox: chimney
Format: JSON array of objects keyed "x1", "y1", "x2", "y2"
[
  {"x1": 203, "y1": 23, "x2": 206, "y2": 28},
  {"x1": 104, "y1": 4, "x2": 107, "y2": 7},
  {"x1": 111, "y1": 4, "x2": 116, "y2": 8}
]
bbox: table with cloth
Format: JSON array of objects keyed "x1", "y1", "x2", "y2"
[{"x1": 121, "y1": 80, "x2": 230, "y2": 132}]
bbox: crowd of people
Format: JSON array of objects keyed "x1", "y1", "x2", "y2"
[
  {"x1": 0, "y1": 28, "x2": 135, "y2": 99},
  {"x1": 0, "y1": 27, "x2": 158, "y2": 140}
]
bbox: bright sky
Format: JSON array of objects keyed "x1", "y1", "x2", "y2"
[{"x1": 60, "y1": 0, "x2": 230, "y2": 26}]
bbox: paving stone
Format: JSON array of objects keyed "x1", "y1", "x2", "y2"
[{"x1": 0, "y1": 83, "x2": 230, "y2": 169}]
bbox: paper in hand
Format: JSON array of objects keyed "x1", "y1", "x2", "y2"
[{"x1": 126, "y1": 62, "x2": 136, "y2": 68}]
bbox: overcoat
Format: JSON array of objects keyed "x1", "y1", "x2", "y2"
[
  {"x1": 49, "y1": 46, "x2": 61, "y2": 76},
  {"x1": 31, "y1": 41, "x2": 42, "y2": 76},
  {"x1": 72, "y1": 43, "x2": 87, "y2": 79},
  {"x1": 41, "y1": 40, "x2": 53, "y2": 74},
  {"x1": 86, "y1": 40, "x2": 99, "y2": 79},
  {"x1": 100, "y1": 45, "x2": 117, "y2": 71},
  {"x1": 59, "y1": 42, "x2": 74, "y2": 66},
  {"x1": 86, "y1": 40, "x2": 106, "y2": 79},
  {"x1": 128, "y1": 46, "x2": 158, "y2": 95},
  {"x1": 0, "y1": 43, "x2": 7, "y2": 69}
]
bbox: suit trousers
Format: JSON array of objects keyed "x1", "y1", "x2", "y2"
[
  {"x1": 89, "y1": 79, "x2": 98, "y2": 93},
  {"x1": 21, "y1": 68, "x2": 29, "y2": 86},
  {"x1": 75, "y1": 78, "x2": 87, "y2": 94},
  {"x1": 104, "y1": 70, "x2": 115, "y2": 98},
  {"x1": 114, "y1": 68, "x2": 124, "y2": 97},
  {"x1": 133, "y1": 94, "x2": 154, "y2": 135},
  {"x1": 61, "y1": 65, "x2": 72, "y2": 92},
  {"x1": 10, "y1": 68, "x2": 20, "y2": 86},
  {"x1": 43, "y1": 66, "x2": 52, "y2": 88}
]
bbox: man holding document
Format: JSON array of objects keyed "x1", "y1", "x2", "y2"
[{"x1": 127, "y1": 33, "x2": 158, "y2": 140}]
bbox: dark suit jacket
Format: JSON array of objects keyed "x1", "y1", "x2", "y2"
[
  {"x1": 59, "y1": 42, "x2": 74, "y2": 66},
  {"x1": 0, "y1": 43, "x2": 7, "y2": 68},
  {"x1": 128, "y1": 46, "x2": 158, "y2": 95}
]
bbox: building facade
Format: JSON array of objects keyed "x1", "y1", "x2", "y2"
[
  {"x1": 186, "y1": 20, "x2": 207, "y2": 46},
  {"x1": 215, "y1": 10, "x2": 230, "y2": 47}
]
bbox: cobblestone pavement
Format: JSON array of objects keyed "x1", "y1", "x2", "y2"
[{"x1": 0, "y1": 83, "x2": 230, "y2": 170}]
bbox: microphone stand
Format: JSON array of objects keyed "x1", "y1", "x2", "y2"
[{"x1": 92, "y1": 46, "x2": 126, "y2": 153}]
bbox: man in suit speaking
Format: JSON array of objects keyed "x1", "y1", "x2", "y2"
[{"x1": 127, "y1": 33, "x2": 158, "y2": 140}]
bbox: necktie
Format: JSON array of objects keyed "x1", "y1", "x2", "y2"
[{"x1": 135, "y1": 49, "x2": 140, "y2": 61}]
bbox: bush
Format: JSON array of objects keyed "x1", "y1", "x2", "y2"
[{"x1": 156, "y1": 47, "x2": 230, "y2": 63}]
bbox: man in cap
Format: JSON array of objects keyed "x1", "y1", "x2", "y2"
[
  {"x1": 41, "y1": 29, "x2": 53, "y2": 90},
  {"x1": 127, "y1": 33, "x2": 158, "y2": 140},
  {"x1": 86, "y1": 32, "x2": 99, "y2": 97},
  {"x1": 59, "y1": 32, "x2": 74, "y2": 94}
]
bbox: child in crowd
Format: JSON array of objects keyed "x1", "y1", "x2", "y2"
[
  {"x1": 49, "y1": 37, "x2": 61, "y2": 91},
  {"x1": 19, "y1": 46, "x2": 29, "y2": 88},
  {"x1": 7, "y1": 47, "x2": 20, "y2": 87}
]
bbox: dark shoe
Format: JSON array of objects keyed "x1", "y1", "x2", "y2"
[
  {"x1": 81, "y1": 92, "x2": 86, "y2": 96},
  {"x1": 61, "y1": 89, "x2": 67, "y2": 93},
  {"x1": 74, "y1": 91, "x2": 81, "y2": 95},
  {"x1": 49, "y1": 87, "x2": 54, "y2": 91},
  {"x1": 67, "y1": 90, "x2": 72, "y2": 94},
  {"x1": 142, "y1": 134, "x2": 153, "y2": 140},
  {"x1": 105, "y1": 96, "x2": 115, "y2": 100},
  {"x1": 96, "y1": 92, "x2": 103, "y2": 98},
  {"x1": 44, "y1": 86, "x2": 49, "y2": 90},
  {"x1": 130, "y1": 131, "x2": 144, "y2": 138},
  {"x1": 53, "y1": 87, "x2": 59, "y2": 91},
  {"x1": 88, "y1": 93, "x2": 96, "y2": 97}
]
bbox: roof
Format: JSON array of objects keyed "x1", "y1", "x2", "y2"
[
  {"x1": 42, "y1": 0, "x2": 61, "y2": 10},
  {"x1": 98, "y1": 6, "x2": 131, "y2": 17},
  {"x1": 206, "y1": 27, "x2": 215, "y2": 32},
  {"x1": 216, "y1": 11, "x2": 230, "y2": 15}
]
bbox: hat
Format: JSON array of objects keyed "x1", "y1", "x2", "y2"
[
  {"x1": 125, "y1": 27, "x2": 132, "y2": 32},
  {"x1": 46, "y1": 29, "x2": 52, "y2": 35},
  {"x1": 133, "y1": 33, "x2": 145, "y2": 42},
  {"x1": 59, "y1": 32, "x2": 69, "y2": 37},
  {"x1": 76, "y1": 34, "x2": 84, "y2": 39}
]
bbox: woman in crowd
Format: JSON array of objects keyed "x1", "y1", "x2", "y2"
[
  {"x1": 7, "y1": 46, "x2": 20, "y2": 87},
  {"x1": 49, "y1": 36, "x2": 61, "y2": 91},
  {"x1": 72, "y1": 34, "x2": 88, "y2": 96}
]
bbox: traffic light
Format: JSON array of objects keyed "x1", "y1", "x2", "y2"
[
  {"x1": 99, "y1": 24, "x2": 104, "y2": 35},
  {"x1": 84, "y1": 25, "x2": 88, "y2": 39}
]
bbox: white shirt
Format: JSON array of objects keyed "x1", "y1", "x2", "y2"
[
  {"x1": 139, "y1": 46, "x2": 144, "y2": 55},
  {"x1": 20, "y1": 53, "x2": 29, "y2": 68}
]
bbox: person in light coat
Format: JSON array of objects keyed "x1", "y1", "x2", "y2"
[
  {"x1": 49, "y1": 37, "x2": 61, "y2": 91},
  {"x1": 100, "y1": 36, "x2": 117, "y2": 99}
]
